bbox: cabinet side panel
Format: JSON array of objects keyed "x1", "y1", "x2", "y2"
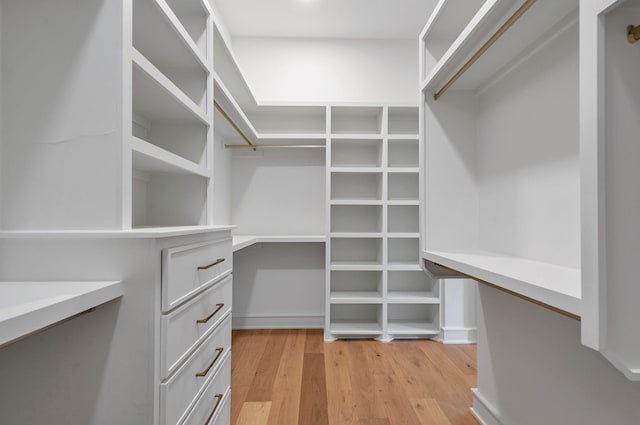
[
  {"x1": 604, "y1": 5, "x2": 640, "y2": 374},
  {"x1": 0, "y1": 0, "x2": 125, "y2": 230}
]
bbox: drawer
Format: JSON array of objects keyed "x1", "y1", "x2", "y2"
[
  {"x1": 161, "y1": 315, "x2": 232, "y2": 425},
  {"x1": 161, "y1": 275, "x2": 232, "y2": 378},
  {"x1": 180, "y1": 361, "x2": 231, "y2": 425},
  {"x1": 162, "y1": 237, "x2": 232, "y2": 312}
]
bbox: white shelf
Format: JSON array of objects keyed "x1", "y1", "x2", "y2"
[
  {"x1": 330, "y1": 233, "x2": 383, "y2": 239},
  {"x1": 0, "y1": 281, "x2": 123, "y2": 347},
  {"x1": 422, "y1": 0, "x2": 578, "y2": 94},
  {"x1": 388, "y1": 134, "x2": 419, "y2": 140},
  {"x1": 329, "y1": 167, "x2": 384, "y2": 173},
  {"x1": 131, "y1": 136, "x2": 210, "y2": 177},
  {"x1": 330, "y1": 200, "x2": 384, "y2": 206},
  {"x1": 387, "y1": 322, "x2": 440, "y2": 335},
  {"x1": 387, "y1": 233, "x2": 420, "y2": 239},
  {"x1": 0, "y1": 226, "x2": 235, "y2": 239},
  {"x1": 330, "y1": 262, "x2": 385, "y2": 271},
  {"x1": 330, "y1": 323, "x2": 383, "y2": 335},
  {"x1": 132, "y1": 48, "x2": 209, "y2": 125},
  {"x1": 387, "y1": 200, "x2": 420, "y2": 206},
  {"x1": 422, "y1": 250, "x2": 581, "y2": 316},
  {"x1": 387, "y1": 168, "x2": 419, "y2": 174},
  {"x1": 133, "y1": 0, "x2": 209, "y2": 73},
  {"x1": 387, "y1": 292, "x2": 440, "y2": 304},
  {"x1": 330, "y1": 133, "x2": 384, "y2": 140},
  {"x1": 387, "y1": 264, "x2": 423, "y2": 272},
  {"x1": 330, "y1": 292, "x2": 383, "y2": 303},
  {"x1": 232, "y1": 235, "x2": 326, "y2": 252}
]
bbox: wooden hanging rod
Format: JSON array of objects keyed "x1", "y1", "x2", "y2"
[
  {"x1": 213, "y1": 100, "x2": 255, "y2": 149},
  {"x1": 434, "y1": 0, "x2": 537, "y2": 101},
  {"x1": 225, "y1": 144, "x2": 325, "y2": 149},
  {"x1": 627, "y1": 25, "x2": 640, "y2": 44}
]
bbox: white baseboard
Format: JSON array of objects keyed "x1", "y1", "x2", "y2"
[
  {"x1": 232, "y1": 314, "x2": 324, "y2": 329},
  {"x1": 471, "y1": 388, "x2": 503, "y2": 425},
  {"x1": 441, "y1": 326, "x2": 477, "y2": 344}
]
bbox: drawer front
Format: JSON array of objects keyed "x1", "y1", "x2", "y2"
[
  {"x1": 161, "y1": 276, "x2": 232, "y2": 378},
  {"x1": 161, "y1": 315, "x2": 232, "y2": 425},
  {"x1": 162, "y1": 237, "x2": 232, "y2": 312},
  {"x1": 180, "y1": 360, "x2": 231, "y2": 425}
]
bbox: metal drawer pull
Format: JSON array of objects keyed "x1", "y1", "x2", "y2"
[
  {"x1": 204, "y1": 394, "x2": 224, "y2": 425},
  {"x1": 196, "y1": 347, "x2": 224, "y2": 377},
  {"x1": 197, "y1": 258, "x2": 225, "y2": 270},
  {"x1": 197, "y1": 303, "x2": 225, "y2": 324}
]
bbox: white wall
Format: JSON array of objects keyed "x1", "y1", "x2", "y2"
[
  {"x1": 232, "y1": 37, "x2": 418, "y2": 104},
  {"x1": 230, "y1": 148, "x2": 325, "y2": 235},
  {"x1": 474, "y1": 285, "x2": 640, "y2": 425},
  {"x1": 232, "y1": 242, "x2": 325, "y2": 328}
]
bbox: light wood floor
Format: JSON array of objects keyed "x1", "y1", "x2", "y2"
[{"x1": 231, "y1": 329, "x2": 478, "y2": 425}]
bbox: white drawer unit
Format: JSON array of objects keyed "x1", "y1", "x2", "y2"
[
  {"x1": 162, "y1": 237, "x2": 233, "y2": 312},
  {"x1": 179, "y1": 359, "x2": 232, "y2": 425},
  {"x1": 160, "y1": 314, "x2": 232, "y2": 425},
  {"x1": 161, "y1": 274, "x2": 233, "y2": 378}
]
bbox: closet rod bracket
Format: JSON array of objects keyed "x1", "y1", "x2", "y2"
[{"x1": 627, "y1": 25, "x2": 640, "y2": 44}]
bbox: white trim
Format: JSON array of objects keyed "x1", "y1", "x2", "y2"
[
  {"x1": 471, "y1": 388, "x2": 503, "y2": 425},
  {"x1": 232, "y1": 314, "x2": 324, "y2": 329},
  {"x1": 440, "y1": 326, "x2": 477, "y2": 344},
  {"x1": 601, "y1": 350, "x2": 640, "y2": 381}
]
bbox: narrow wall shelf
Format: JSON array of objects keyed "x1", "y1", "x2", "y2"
[{"x1": 131, "y1": 137, "x2": 210, "y2": 177}]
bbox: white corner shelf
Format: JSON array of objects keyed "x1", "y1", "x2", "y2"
[
  {"x1": 422, "y1": 250, "x2": 581, "y2": 316},
  {"x1": 131, "y1": 136, "x2": 211, "y2": 177},
  {"x1": 133, "y1": 48, "x2": 209, "y2": 125},
  {"x1": 0, "y1": 281, "x2": 123, "y2": 347},
  {"x1": 133, "y1": 0, "x2": 209, "y2": 73},
  {"x1": 232, "y1": 235, "x2": 326, "y2": 252},
  {"x1": 422, "y1": 0, "x2": 578, "y2": 94}
]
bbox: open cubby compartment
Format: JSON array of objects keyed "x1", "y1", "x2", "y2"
[
  {"x1": 133, "y1": 0, "x2": 208, "y2": 109},
  {"x1": 331, "y1": 205, "x2": 382, "y2": 233},
  {"x1": 330, "y1": 304, "x2": 383, "y2": 335},
  {"x1": 423, "y1": 11, "x2": 580, "y2": 273},
  {"x1": 244, "y1": 105, "x2": 327, "y2": 134},
  {"x1": 388, "y1": 139, "x2": 419, "y2": 168},
  {"x1": 331, "y1": 172, "x2": 383, "y2": 201},
  {"x1": 387, "y1": 304, "x2": 439, "y2": 335},
  {"x1": 330, "y1": 238, "x2": 383, "y2": 265},
  {"x1": 421, "y1": 0, "x2": 486, "y2": 80},
  {"x1": 388, "y1": 107, "x2": 419, "y2": 135},
  {"x1": 331, "y1": 138, "x2": 383, "y2": 168},
  {"x1": 388, "y1": 205, "x2": 419, "y2": 233},
  {"x1": 330, "y1": 271, "x2": 383, "y2": 299},
  {"x1": 595, "y1": 2, "x2": 640, "y2": 373},
  {"x1": 388, "y1": 238, "x2": 420, "y2": 265},
  {"x1": 388, "y1": 173, "x2": 418, "y2": 201},
  {"x1": 132, "y1": 63, "x2": 208, "y2": 167},
  {"x1": 331, "y1": 106, "x2": 384, "y2": 135},
  {"x1": 164, "y1": 0, "x2": 209, "y2": 54},
  {"x1": 388, "y1": 271, "x2": 439, "y2": 300},
  {"x1": 132, "y1": 169, "x2": 208, "y2": 227}
]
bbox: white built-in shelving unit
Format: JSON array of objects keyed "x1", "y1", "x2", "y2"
[
  {"x1": 0, "y1": 0, "x2": 215, "y2": 231},
  {"x1": 420, "y1": 0, "x2": 581, "y2": 315},
  {"x1": 419, "y1": 0, "x2": 640, "y2": 381},
  {"x1": 326, "y1": 106, "x2": 439, "y2": 341}
]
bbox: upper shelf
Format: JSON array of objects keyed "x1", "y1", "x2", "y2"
[
  {"x1": 0, "y1": 281, "x2": 123, "y2": 347},
  {"x1": 232, "y1": 235, "x2": 326, "y2": 252},
  {"x1": 421, "y1": 0, "x2": 578, "y2": 95},
  {"x1": 422, "y1": 249, "x2": 581, "y2": 317}
]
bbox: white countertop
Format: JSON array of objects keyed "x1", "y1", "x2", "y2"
[
  {"x1": 0, "y1": 225, "x2": 236, "y2": 239},
  {"x1": 232, "y1": 235, "x2": 326, "y2": 252},
  {"x1": 0, "y1": 281, "x2": 124, "y2": 347},
  {"x1": 422, "y1": 250, "x2": 582, "y2": 317}
]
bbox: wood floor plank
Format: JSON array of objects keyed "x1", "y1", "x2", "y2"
[
  {"x1": 304, "y1": 329, "x2": 325, "y2": 353},
  {"x1": 363, "y1": 341, "x2": 422, "y2": 425},
  {"x1": 344, "y1": 342, "x2": 387, "y2": 420},
  {"x1": 298, "y1": 352, "x2": 329, "y2": 425},
  {"x1": 236, "y1": 401, "x2": 272, "y2": 425},
  {"x1": 246, "y1": 329, "x2": 290, "y2": 402},
  {"x1": 267, "y1": 329, "x2": 306, "y2": 425},
  {"x1": 411, "y1": 398, "x2": 454, "y2": 425},
  {"x1": 231, "y1": 330, "x2": 272, "y2": 424}
]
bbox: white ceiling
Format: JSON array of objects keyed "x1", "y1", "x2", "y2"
[{"x1": 213, "y1": 0, "x2": 438, "y2": 40}]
